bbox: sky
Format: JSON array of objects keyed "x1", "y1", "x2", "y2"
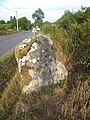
[{"x1": 0, "y1": 0, "x2": 90, "y2": 23}]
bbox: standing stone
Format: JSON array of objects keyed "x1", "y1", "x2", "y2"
[{"x1": 15, "y1": 34, "x2": 68, "y2": 93}]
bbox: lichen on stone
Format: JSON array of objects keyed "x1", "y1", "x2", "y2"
[{"x1": 15, "y1": 34, "x2": 68, "y2": 93}]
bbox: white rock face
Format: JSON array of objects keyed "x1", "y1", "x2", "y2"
[
  {"x1": 15, "y1": 34, "x2": 68, "y2": 93},
  {"x1": 23, "y1": 38, "x2": 31, "y2": 44},
  {"x1": 29, "y1": 42, "x2": 38, "y2": 53}
]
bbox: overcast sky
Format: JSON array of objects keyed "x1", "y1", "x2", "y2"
[{"x1": 0, "y1": 0, "x2": 90, "y2": 23}]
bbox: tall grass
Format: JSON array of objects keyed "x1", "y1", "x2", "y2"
[{"x1": 0, "y1": 50, "x2": 17, "y2": 97}]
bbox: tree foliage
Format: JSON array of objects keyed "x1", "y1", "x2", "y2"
[
  {"x1": 42, "y1": 21, "x2": 56, "y2": 35},
  {"x1": 19, "y1": 17, "x2": 29, "y2": 30},
  {"x1": 32, "y1": 8, "x2": 44, "y2": 26},
  {"x1": 4, "y1": 17, "x2": 31, "y2": 30},
  {"x1": 0, "y1": 20, "x2": 6, "y2": 24},
  {"x1": 42, "y1": 6, "x2": 90, "y2": 83}
]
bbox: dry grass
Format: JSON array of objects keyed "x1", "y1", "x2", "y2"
[
  {"x1": 0, "y1": 49, "x2": 17, "y2": 97},
  {"x1": 10, "y1": 79, "x2": 89, "y2": 120},
  {"x1": 0, "y1": 71, "x2": 21, "y2": 120}
]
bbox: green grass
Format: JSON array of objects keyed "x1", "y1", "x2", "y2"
[
  {"x1": 0, "y1": 49, "x2": 17, "y2": 97},
  {"x1": 0, "y1": 29, "x2": 23, "y2": 36},
  {"x1": 0, "y1": 71, "x2": 21, "y2": 120}
]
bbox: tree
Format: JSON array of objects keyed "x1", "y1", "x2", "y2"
[
  {"x1": 7, "y1": 16, "x2": 16, "y2": 29},
  {"x1": 0, "y1": 20, "x2": 5, "y2": 24},
  {"x1": 10, "y1": 16, "x2": 12, "y2": 21},
  {"x1": 18, "y1": 17, "x2": 30, "y2": 30},
  {"x1": 56, "y1": 10, "x2": 76, "y2": 30},
  {"x1": 74, "y1": 10, "x2": 85, "y2": 24},
  {"x1": 10, "y1": 19, "x2": 16, "y2": 29},
  {"x1": 32, "y1": 8, "x2": 44, "y2": 26},
  {"x1": 27, "y1": 20, "x2": 32, "y2": 30}
]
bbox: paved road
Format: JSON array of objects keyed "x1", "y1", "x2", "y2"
[{"x1": 0, "y1": 31, "x2": 32, "y2": 57}]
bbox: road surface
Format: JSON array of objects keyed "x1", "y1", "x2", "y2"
[{"x1": 0, "y1": 31, "x2": 32, "y2": 57}]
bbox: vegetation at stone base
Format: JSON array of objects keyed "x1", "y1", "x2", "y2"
[
  {"x1": 9, "y1": 80, "x2": 90, "y2": 120},
  {"x1": 0, "y1": 6, "x2": 90, "y2": 120},
  {"x1": 0, "y1": 75, "x2": 90, "y2": 120}
]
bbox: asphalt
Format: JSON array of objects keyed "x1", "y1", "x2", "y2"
[{"x1": 0, "y1": 31, "x2": 32, "y2": 57}]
